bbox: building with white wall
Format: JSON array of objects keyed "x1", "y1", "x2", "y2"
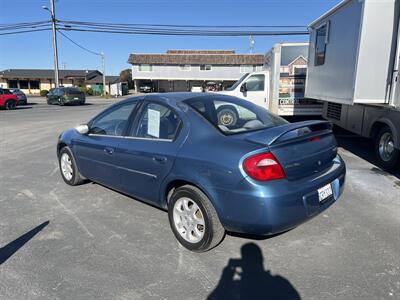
[{"x1": 128, "y1": 50, "x2": 265, "y2": 92}]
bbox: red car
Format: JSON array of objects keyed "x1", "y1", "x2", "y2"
[{"x1": 0, "y1": 88, "x2": 18, "y2": 110}]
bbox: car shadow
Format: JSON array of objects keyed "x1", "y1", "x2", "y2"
[
  {"x1": 208, "y1": 243, "x2": 301, "y2": 300},
  {"x1": 334, "y1": 127, "x2": 400, "y2": 179},
  {"x1": 0, "y1": 221, "x2": 49, "y2": 265}
]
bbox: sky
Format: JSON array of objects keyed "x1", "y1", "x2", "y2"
[{"x1": 0, "y1": 0, "x2": 341, "y2": 75}]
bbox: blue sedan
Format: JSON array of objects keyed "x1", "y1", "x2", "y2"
[{"x1": 57, "y1": 93, "x2": 346, "y2": 252}]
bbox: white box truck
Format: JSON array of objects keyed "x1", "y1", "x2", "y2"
[
  {"x1": 306, "y1": 0, "x2": 400, "y2": 169},
  {"x1": 219, "y1": 43, "x2": 323, "y2": 117}
]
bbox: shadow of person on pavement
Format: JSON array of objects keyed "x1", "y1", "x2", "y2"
[
  {"x1": 0, "y1": 221, "x2": 49, "y2": 265},
  {"x1": 208, "y1": 242, "x2": 301, "y2": 300}
]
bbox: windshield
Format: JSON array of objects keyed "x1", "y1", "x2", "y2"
[
  {"x1": 225, "y1": 73, "x2": 249, "y2": 91},
  {"x1": 185, "y1": 95, "x2": 288, "y2": 135}
]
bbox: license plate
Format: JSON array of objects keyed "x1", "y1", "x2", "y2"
[
  {"x1": 318, "y1": 183, "x2": 333, "y2": 203},
  {"x1": 74, "y1": 97, "x2": 79, "y2": 100}
]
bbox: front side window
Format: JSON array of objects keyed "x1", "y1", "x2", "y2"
[
  {"x1": 138, "y1": 64, "x2": 153, "y2": 72},
  {"x1": 185, "y1": 95, "x2": 287, "y2": 135},
  {"x1": 90, "y1": 102, "x2": 137, "y2": 136},
  {"x1": 315, "y1": 22, "x2": 329, "y2": 66},
  {"x1": 245, "y1": 74, "x2": 265, "y2": 91},
  {"x1": 132, "y1": 103, "x2": 181, "y2": 140},
  {"x1": 200, "y1": 65, "x2": 212, "y2": 71}
]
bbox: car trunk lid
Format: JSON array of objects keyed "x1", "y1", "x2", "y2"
[{"x1": 243, "y1": 121, "x2": 337, "y2": 180}]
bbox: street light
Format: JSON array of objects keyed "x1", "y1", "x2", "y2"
[{"x1": 42, "y1": 1, "x2": 60, "y2": 88}]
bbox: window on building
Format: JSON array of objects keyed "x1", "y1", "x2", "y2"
[
  {"x1": 179, "y1": 65, "x2": 191, "y2": 71},
  {"x1": 200, "y1": 65, "x2": 212, "y2": 71},
  {"x1": 30, "y1": 80, "x2": 40, "y2": 89},
  {"x1": 8, "y1": 80, "x2": 18, "y2": 88},
  {"x1": 138, "y1": 64, "x2": 153, "y2": 72},
  {"x1": 240, "y1": 65, "x2": 255, "y2": 73},
  {"x1": 315, "y1": 22, "x2": 329, "y2": 66},
  {"x1": 245, "y1": 74, "x2": 265, "y2": 91},
  {"x1": 19, "y1": 80, "x2": 29, "y2": 89}
]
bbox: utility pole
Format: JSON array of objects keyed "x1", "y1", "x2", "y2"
[
  {"x1": 42, "y1": 0, "x2": 60, "y2": 88},
  {"x1": 249, "y1": 35, "x2": 255, "y2": 54},
  {"x1": 101, "y1": 51, "x2": 106, "y2": 96}
]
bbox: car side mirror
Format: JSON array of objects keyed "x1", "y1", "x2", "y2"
[
  {"x1": 75, "y1": 124, "x2": 89, "y2": 135},
  {"x1": 240, "y1": 83, "x2": 247, "y2": 93}
]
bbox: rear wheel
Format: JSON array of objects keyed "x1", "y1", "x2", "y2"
[
  {"x1": 59, "y1": 147, "x2": 86, "y2": 185},
  {"x1": 375, "y1": 126, "x2": 399, "y2": 170},
  {"x1": 5, "y1": 100, "x2": 16, "y2": 110},
  {"x1": 168, "y1": 185, "x2": 225, "y2": 252}
]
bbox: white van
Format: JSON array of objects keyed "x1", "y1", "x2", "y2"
[{"x1": 219, "y1": 43, "x2": 323, "y2": 117}]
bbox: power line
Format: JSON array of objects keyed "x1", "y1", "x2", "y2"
[
  {"x1": 59, "y1": 20, "x2": 307, "y2": 29},
  {"x1": 57, "y1": 29, "x2": 101, "y2": 56},
  {"x1": 59, "y1": 27, "x2": 308, "y2": 36},
  {"x1": 0, "y1": 28, "x2": 51, "y2": 36}
]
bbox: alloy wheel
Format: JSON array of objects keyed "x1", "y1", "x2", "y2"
[
  {"x1": 60, "y1": 153, "x2": 73, "y2": 181},
  {"x1": 173, "y1": 197, "x2": 205, "y2": 243}
]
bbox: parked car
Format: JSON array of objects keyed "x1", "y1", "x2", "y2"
[
  {"x1": 9, "y1": 88, "x2": 27, "y2": 105},
  {"x1": 0, "y1": 88, "x2": 18, "y2": 110},
  {"x1": 139, "y1": 84, "x2": 153, "y2": 93},
  {"x1": 47, "y1": 87, "x2": 85, "y2": 105},
  {"x1": 57, "y1": 93, "x2": 346, "y2": 252},
  {"x1": 191, "y1": 85, "x2": 203, "y2": 92}
]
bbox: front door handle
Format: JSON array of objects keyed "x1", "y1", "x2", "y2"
[
  {"x1": 104, "y1": 147, "x2": 114, "y2": 155},
  {"x1": 152, "y1": 156, "x2": 167, "y2": 163}
]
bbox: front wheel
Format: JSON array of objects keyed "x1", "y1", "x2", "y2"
[
  {"x1": 375, "y1": 126, "x2": 399, "y2": 170},
  {"x1": 217, "y1": 105, "x2": 239, "y2": 127},
  {"x1": 59, "y1": 147, "x2": 86, "y2": 185},
  {"x1": 168, "y1": 185, "x2": 225, "y2": 252},
  {"x1": 5, "y1": 100, "x2": 16, "y2": 110}
]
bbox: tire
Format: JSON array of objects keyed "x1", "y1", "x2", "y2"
[
  {"x1": 5, "y1": 100, "x2": 16, "y2": 110},
  {"x1": 58, "y1": 97, "x2": 64, "y2": 106},
  {"x1": 375, "y1": 126, "x2": 399, "y2": 170},
  {"x1": 168, "y1": 185, "x2": 225, "y2": 252},
  {"x1": 58, "y1": 147, "x2": 86, "y2": 186},
  {"x1": 217, "y1": 105, "x2": 239, "y2": 126}
]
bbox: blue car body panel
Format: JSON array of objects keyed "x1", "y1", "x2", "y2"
[{"x1": 58, "y1": 93, "x2": 346, "y2": 236}]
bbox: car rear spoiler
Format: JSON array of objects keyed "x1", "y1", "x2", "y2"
[{"x1": 244, "y1": 120, "x2": 333, "y2": 146}]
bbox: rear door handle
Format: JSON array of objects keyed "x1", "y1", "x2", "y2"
[
  {"x1": 104, "y1": 147, "x2": 114, "y2": 155},
  {"x1": 152, "y1": 156, "x2": 167, "y2": 163}
]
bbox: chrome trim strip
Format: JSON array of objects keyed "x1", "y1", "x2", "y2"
[{"x1": 88, "y1": 133, "x2": 173, "y2": 142}]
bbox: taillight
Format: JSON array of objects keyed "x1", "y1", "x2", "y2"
[{"x1": 243, "y1": 152, "x2": 285, "y2": 181}]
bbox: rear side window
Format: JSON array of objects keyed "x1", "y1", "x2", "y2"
[
  {"x1": 64, "y1": 87, "x2": 81, "y2": 93},
  {"x1": 185, "y1": 95, "x2": 287, "y2": 135},
  {"x1": 131, "y1": 103, "x2": 181, "y2": 140}
]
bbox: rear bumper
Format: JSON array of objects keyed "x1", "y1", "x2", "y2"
[{"x1": 213, "y1": 155, "x2": 346, "y2": 235}]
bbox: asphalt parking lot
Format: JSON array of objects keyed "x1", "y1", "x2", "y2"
[{"x1": 1, "y1": 97, "x2": 399, "y2": 300}]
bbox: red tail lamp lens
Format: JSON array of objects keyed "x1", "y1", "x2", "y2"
[{"x1": 243, "y1": 152, "x2": 286, "y2": 181}]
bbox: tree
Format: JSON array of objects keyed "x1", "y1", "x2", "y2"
[{"x1": 119, "y1": 68, "x2": 134, "y2": 89}]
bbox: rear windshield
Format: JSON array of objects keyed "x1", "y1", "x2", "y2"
[
  {"x1": 64, "y1": 87, "x2": 81, "y2": 93},
  {"x1": 185, "y1": 95, "x2": 288, "y2": 135}
]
